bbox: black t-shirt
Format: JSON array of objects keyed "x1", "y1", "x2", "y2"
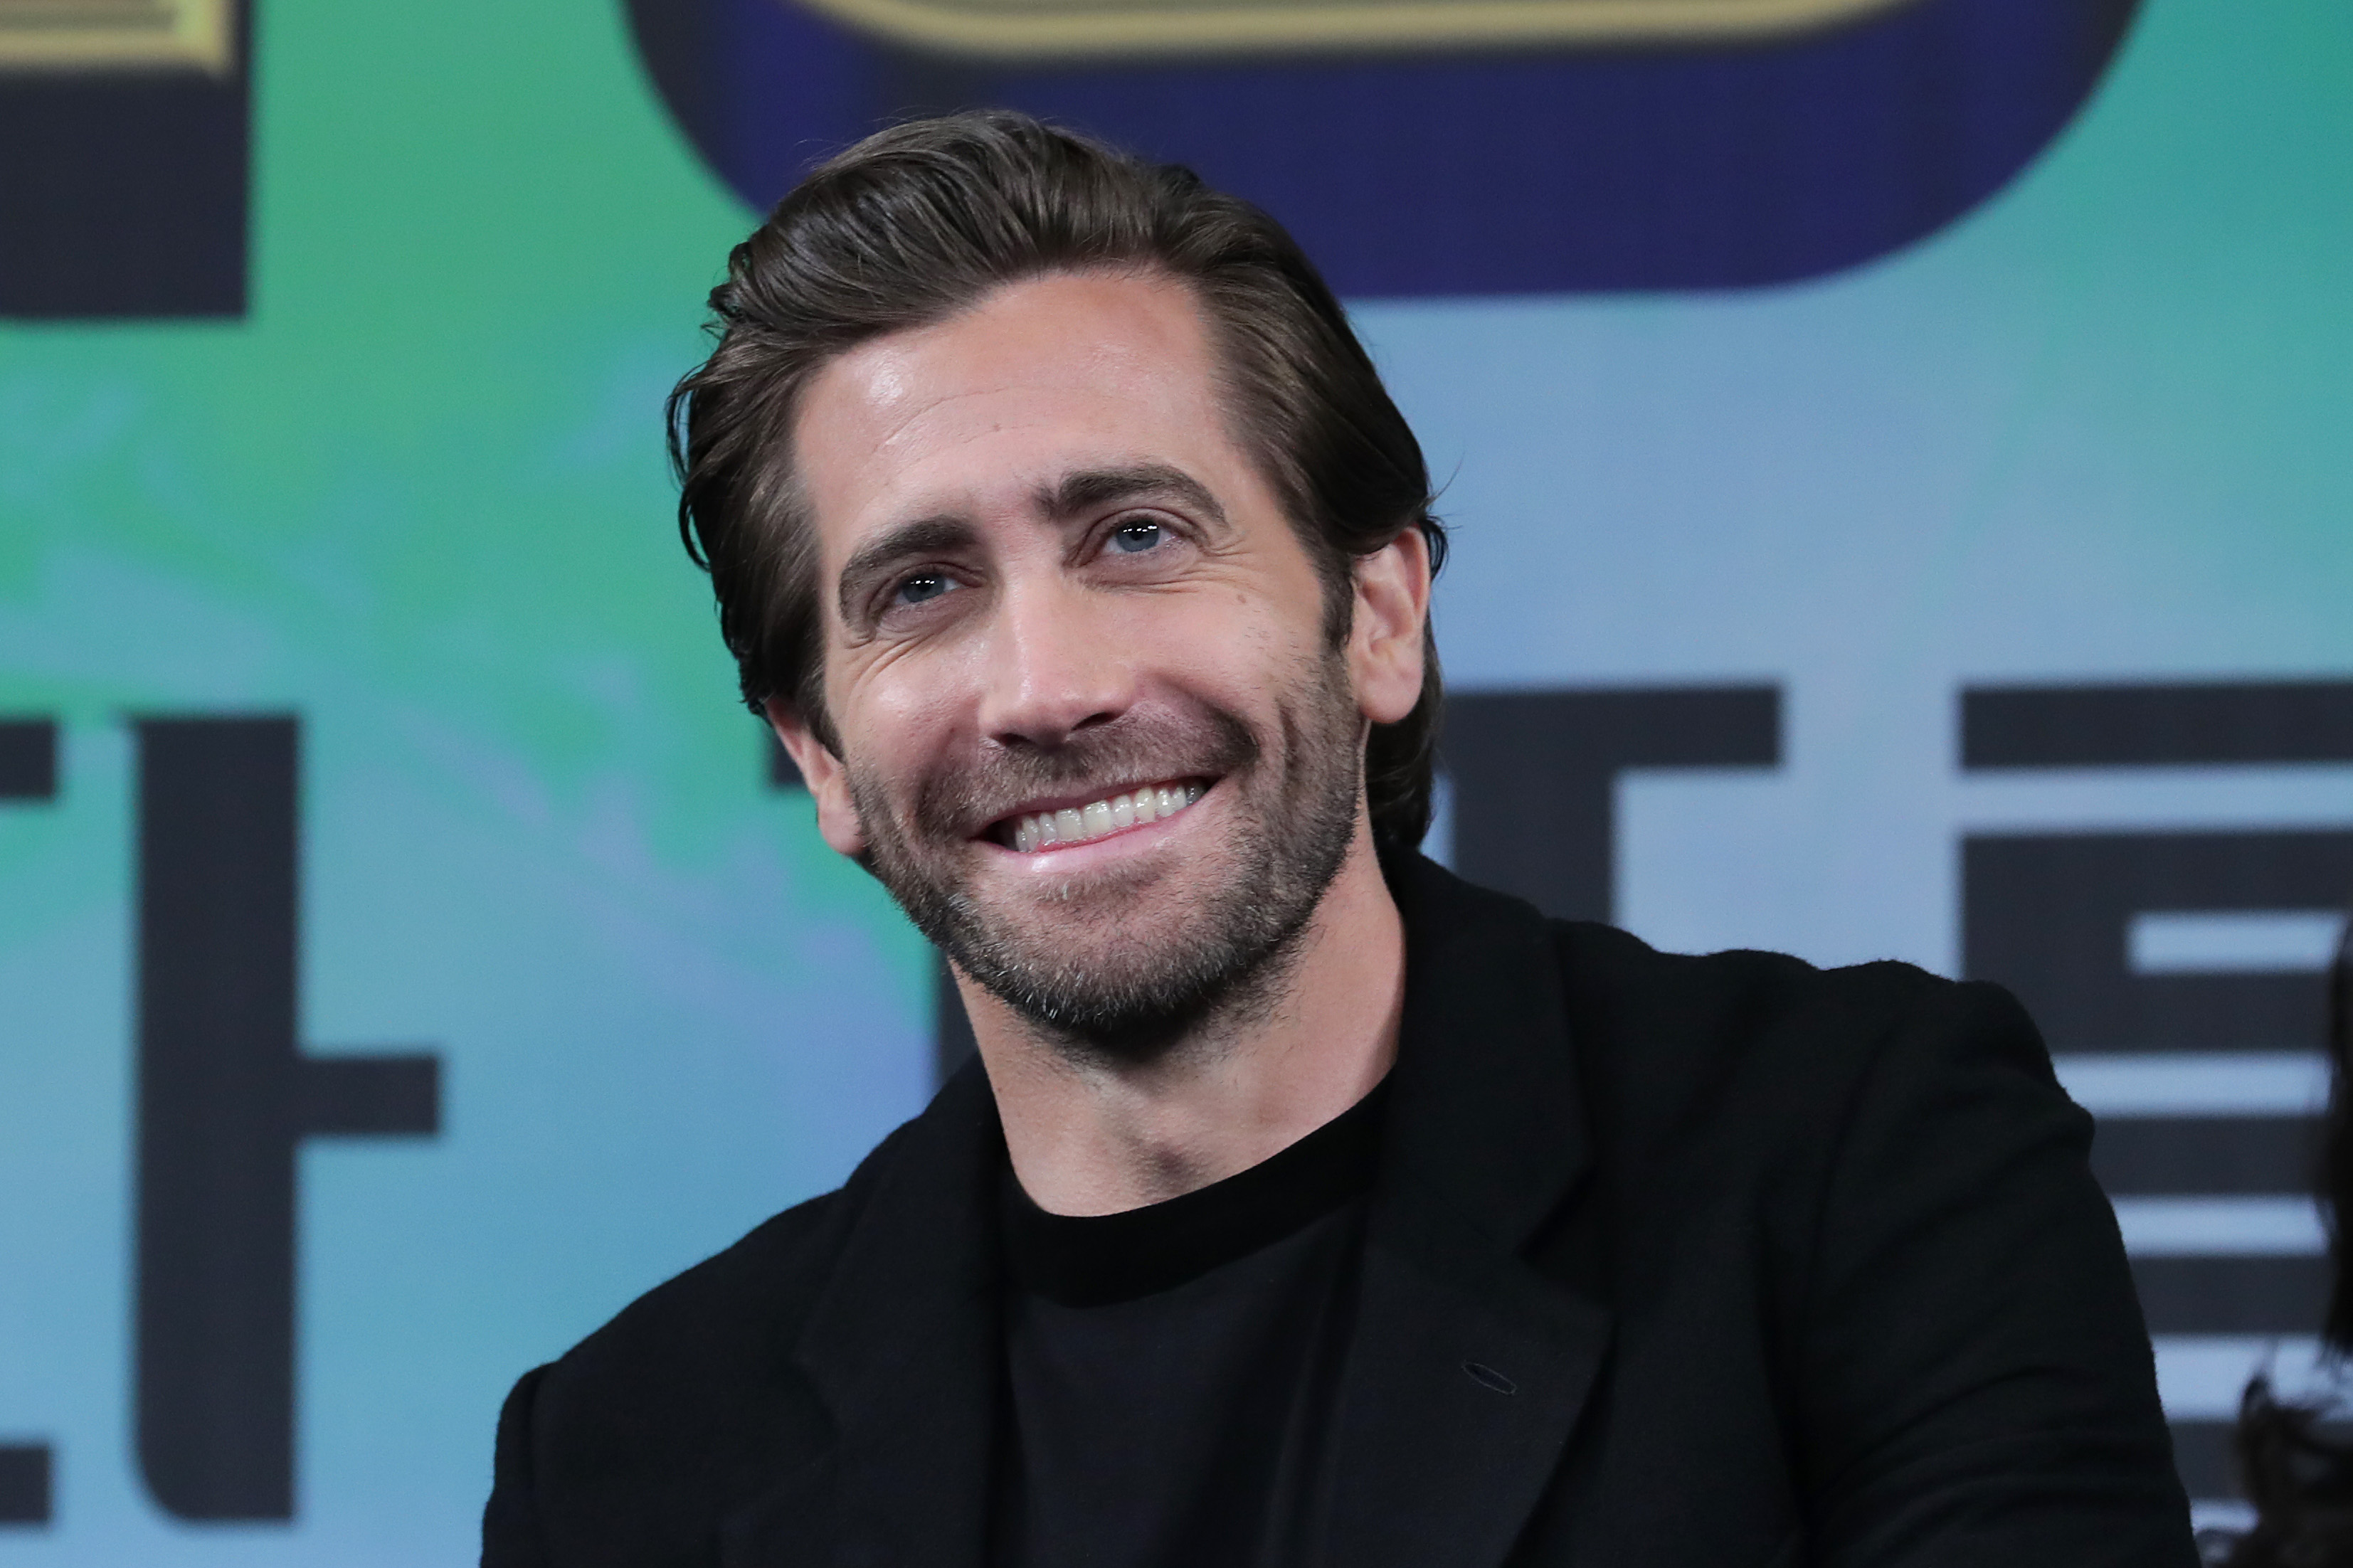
[{"x1": 991, "y1": 1081, "x2": 1388, "y2": 1568}]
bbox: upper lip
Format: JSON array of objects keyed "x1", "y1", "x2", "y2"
[{"x1": 978, "y1": 776, "x2": 1205, "y2": 837}]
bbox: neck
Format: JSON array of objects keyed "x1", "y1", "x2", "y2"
[{"x1": 963, "y1": 825, "x2": 1406, "y2": 1217}]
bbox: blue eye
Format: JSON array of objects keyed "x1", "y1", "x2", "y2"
[
  {"x1": 1109, "y1": 520, "x2": 1164, "y2": 554},
  {"x1": 894, "y1": 571, "x2": 956, "y2": 606}
]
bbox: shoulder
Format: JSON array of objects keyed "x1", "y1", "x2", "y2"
[
  {"x1": 550, "y1": 1184, "x2": 852, "y2": 1400},
  {"x1": 512, "y1": 1116, "x2": 924, "y2": 1507},
  {"x1": 1389, "y1": 851, "x2": 2058, "y2": 1155},
  {"x1": 1553, "y1": 916, "x2": 2045, "y2": 1076},
  {"x1": 547, "y1": 1103, "x2": 928, "y2": 1382},
  {"x1": 1551, "y1": 918, "x2": 1998, "y2": 1059},
  {"x1": 1545, "y1": 915, "x2": 2070, "y2": 1182}
]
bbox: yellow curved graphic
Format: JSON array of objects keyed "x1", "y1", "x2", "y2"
[
  {"x1": 785, "y1": 0, "x2": 1918, "y2": 61},
  {"x1": 0, "y1": 0, "x2": 233, "y2": 72}
]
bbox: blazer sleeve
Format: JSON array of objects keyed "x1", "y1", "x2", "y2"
[
  {"x1": 482, "y1": 1364, "x2": 554, "y2": 1568},
  {"x1": 1794, "y1": 978, "x2": 2199, "y2": 1567}
]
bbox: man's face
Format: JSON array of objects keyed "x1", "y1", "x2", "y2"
[{"x1": 776, "y1": 269, "x2": 1422, "y2": 1054}]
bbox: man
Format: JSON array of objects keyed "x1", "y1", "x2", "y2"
[{"x1": 483, "y1": 112, "x2": 2196, "y2": 1566}]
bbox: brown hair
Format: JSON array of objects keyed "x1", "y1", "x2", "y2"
[{"x1": 668, "y1": 110, "x2": 1448, "y2": 848}]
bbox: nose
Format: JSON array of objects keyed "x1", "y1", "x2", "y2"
[{"x1": 975, "y1": 573, "x2": 1136, "y2": 752}]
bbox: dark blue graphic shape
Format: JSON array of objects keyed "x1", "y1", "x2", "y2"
[
  {"x1": 0, "y1": 720, "x2": 57, "y2": 799},
  {"x1": 625, "y1": 0, "x2": 2137, "y2": 296},
  {"x1": 0, "y1": 1446, "x2": 50, "y2": 1526},
  {"x1": 0, "y1": 720, "x2": 58, "y2": 1523},
  {"x1": 1445, "y1": 685, "x2": 1781, "y2": 921},
  {"x1": 1965, "y1": 679, "x2": 2353, "y2": 769},
  {"x1": 1961, "y1": 678, "x2": 2353, "y2": 1504},
  {"x1": 134, "y1": 716, "x2": 440, "y2": 1520},
  {"x1": 0, "y1": 5, "x2": 250, "y2": 319}
]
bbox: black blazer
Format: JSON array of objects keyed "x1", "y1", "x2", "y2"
[{"x1": 484, "y1": 854, "x2": 2198, "y2": 1567}]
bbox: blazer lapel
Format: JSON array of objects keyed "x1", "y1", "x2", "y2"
[
  {"x1": 1322, "y1": 856, "x2": 1614, "y2": 1568},
  {"x1": 722, "y1": 1061, "x2": 1005, "y2": 1568},
  {"x1": 721, "y1": 856, "x2": 1607, "y2": 1568}
]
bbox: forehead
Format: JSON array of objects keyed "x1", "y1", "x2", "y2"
[{"x1": 790, "y1": 270, "x2": 1244, "y2": 551}]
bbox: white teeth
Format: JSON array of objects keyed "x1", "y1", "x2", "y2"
[{"x1": 1007, "y1": 780, "x2": 1203, "y2": 854}]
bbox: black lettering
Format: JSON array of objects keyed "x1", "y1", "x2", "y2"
[
  {"x1": 0, "y1": 9, "x2": 250, "y2": 318},
  {"x1": 2128, "y1": 1257, "x2": 2327, "y2": 1338},
  {"x1": 1444, "y1": 686, "x2": 1782, "y2": 921},
  {"x1": 1962, "y1": 830, "x2": 2353, "y2": 1054},
  {"x1": 133, "y1": 716, "x2": 439, "y2": 1521},
  {"x1": 0, "y1": 1444, "x2": 51, "y2": 1527},
  {"x1": 0, "y1": 720, "x2": 59, "y2": 1522},
  {"x1": 2091, "y1": 1116, "x2": 2320, "y2": 1196},
  {"x1": 1962, "y1": 679, "x2": 2353, "y2": 1503},
  {"x1": 1963, "y1": 679, "x2": 2353, "y2": 769},
  {"x1": 0, "y1": 719, "x2": 56, "y2": 800}
]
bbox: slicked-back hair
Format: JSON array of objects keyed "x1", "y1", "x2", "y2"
[{"x1": 670, "y1": 110, "x2": 1449, "y2": 849}]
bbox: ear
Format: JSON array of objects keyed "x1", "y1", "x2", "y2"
[
  {"x1": 1348, "y1": 526, "x2": 1432, "y2": 726},
  {"x1": 766, "y1": 699, "x2": 867, "y2": 858}
]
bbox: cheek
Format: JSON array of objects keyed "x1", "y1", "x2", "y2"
[
  {"x1": 1153, "y1": 592, "x2": 1306, "y2": 698},
  {"x1": 831, "y1": 640, "x2": 973, "y2": 780}
]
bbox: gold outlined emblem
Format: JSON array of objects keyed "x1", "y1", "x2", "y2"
[
  {"x1": 787, "y1": 0, "x2": 1917, "y2": 60},
  {"x1": 0, "y1": 0, "x2": 235, "y2": 73}
]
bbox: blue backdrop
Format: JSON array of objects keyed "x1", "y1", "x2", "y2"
[{"x1": 2, "y1": 0, "x2": 2349, "y2": 1556}]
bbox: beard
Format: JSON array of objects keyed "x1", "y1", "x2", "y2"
[{"x1": 844, "y1": 649, "x2": 1365, "y2": 1064}]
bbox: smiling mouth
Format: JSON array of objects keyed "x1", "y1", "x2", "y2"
[{"x1": 998, "y1": 778, "x2": 1208, "y2": 854}]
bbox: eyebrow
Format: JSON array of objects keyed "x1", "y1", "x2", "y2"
[
  {"x1": 837, "y1": 515, "x2": 978, "y2": 623},
  {"x1": 1036, "y1": 463, "x2": 1227, "y2": 531},
  {"x1": 834, "y1": 465, "x2": 1228, "y2": 623}
]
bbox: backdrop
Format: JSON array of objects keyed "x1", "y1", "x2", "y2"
[{"x1": 2, "y1": 0, "x2": 2349, "y2": 1557}]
